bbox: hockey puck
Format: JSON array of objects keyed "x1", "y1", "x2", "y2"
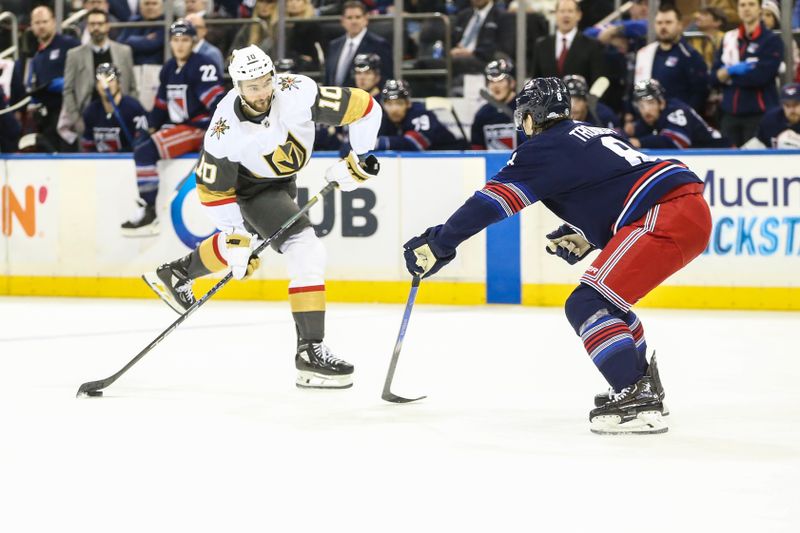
[{"x1": 85, "y1": 390, "x2": 103, "y2": 397}]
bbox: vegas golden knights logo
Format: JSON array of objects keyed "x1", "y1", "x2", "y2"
[{"x1": 264, "y1": 132, "x2": 308, "y2": 176}]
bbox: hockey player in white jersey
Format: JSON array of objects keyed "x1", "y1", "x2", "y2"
[{"x1": 143, "y1": 45, "x2": 382, "y2": 389}]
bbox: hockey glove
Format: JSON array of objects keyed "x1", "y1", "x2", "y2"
[
  {"x1": 325, "y1": 151, "x2": 380, "y2": 192},
  {"x1": 221, "y1": 230, "x2": 261, "y2": 280},
  {"x1": 726, "y1": 62, "x2": 756, "y2": 76},
  {"x1": 403, "y1": 226, "x2": 456, "y2": 279},
  {"x1": 545, "y1": 224, "x2": 595, "y2": 265}
]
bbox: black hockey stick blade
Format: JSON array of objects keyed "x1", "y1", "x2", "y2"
[
  {"x1": 381, "y1": 275, "x2": 426, "y2": 403},
  {"x1": 76, "y1": 182, "x2": 337, "y2": 398}
]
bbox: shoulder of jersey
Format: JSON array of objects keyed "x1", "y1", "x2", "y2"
[
  {"x1": 273, "y1": 74, "x2": 317, "y2": 101},
  {"x1": 204, "y1": 90, "x2": 240, "y2": 149}
]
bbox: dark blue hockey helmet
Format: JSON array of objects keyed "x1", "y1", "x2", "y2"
[
  {"x1": 484, "y1": 58, "x2": 514, "y2": 82},
  {"x1": 353, "y1": 53, "x2": 381, "y2": 73},
  {"x1": 563, "y1": 74, "x2": 589, "y2": 99},
  {"x1": 275, "y1": 57, "x2": 296, "y2": 73},
  {"x1": 381, "y1": 79, "x2": 411, "y2": 101},
  {"x1": 514, "y1": 77, "x2": 571, "y2": 133},
  {"x1": 95, "y1": 62, "x2": 120, "y2": 82},
  {"x1": 169, "y1": 19, "x2": 197, "y2": 38},
  {"x1": 632, "y1": 79, "x2": 666, "y2": 103}
]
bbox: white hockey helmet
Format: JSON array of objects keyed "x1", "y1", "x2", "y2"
[{"x1": 228, "y1": 45, "x2": 274, "y2": 84}]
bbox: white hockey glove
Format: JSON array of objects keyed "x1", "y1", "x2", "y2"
[
  {"x1": 545, "y1": 225, "x2": 595, "y2": 265},
  {"x1": 776, "y1": 129, "x2": 800, "y2": 149},
  {"x1": 220, "y1": 229, "x2": 261, "y2": 280},
  {"x1": 325, "y1": 151, "x2": 380, "y2": 192}
]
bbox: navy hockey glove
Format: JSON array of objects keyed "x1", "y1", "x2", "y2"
[
  {"x1": 403, "y1": 226, "x2": 456, "y2": 279},
  {"x1": 545, "y1": 224, "x2": 595, "y2": 265}
]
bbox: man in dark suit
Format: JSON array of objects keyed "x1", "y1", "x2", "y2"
[
  {"x1": 530, "y1": 0, "x2": 607, "y2": 84},
  {"x1": 325, "y1": 1, "x2": 393, "y2": 87},
  {"x1": 451, "y1": 0, "x2": 504, "y2": 75}
]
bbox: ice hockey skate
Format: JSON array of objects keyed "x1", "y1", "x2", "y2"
[
  {"x1": 589, "y1": 372, "x2": 667, "y2": 435},
  {"x1": 142, "y1": 260, "x2": 196, "y2": 314},
  {"x1": 121, "y1": 199, "x2": 159, "y2": 237},
  {"x1": 295, "y1": 341, "x2": 354, "y2": 389},
  {"x1": 594, "y1": 353, "x2": 669, "y2": 416}
]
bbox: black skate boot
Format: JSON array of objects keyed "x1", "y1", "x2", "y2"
[
  {"x1": 121, "y1": 199, "x2": 159, "y2": 237},
  {"x1": 295, "y1": 341, "x2": 354, "y2": 389},
  {"x1": 589, "y1": 373, "x2": 667, "y2": 435},
  {"x1": 142, "y1": 259, "x2": 195, "y2": 314},
  {"x1": 594, "y1": 353, "x2": 669, "y2": 416}
]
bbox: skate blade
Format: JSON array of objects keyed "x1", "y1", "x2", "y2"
[
  {"x1": 121, "y1": 221, "x2": 160, "y2": 238},
  {"x1": 295, "y1": 370, "x2": 353, "y2": 390},
  {"x1": 590, "y1": 410, "x2": 668, "y2": 435},
  {"x1": 141, "y1": 273, "x2": 187, "y2": 315}
]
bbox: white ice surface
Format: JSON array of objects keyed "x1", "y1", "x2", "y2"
[{"x1": 0, "y1": 296, "x2": 798, "y2": 532}]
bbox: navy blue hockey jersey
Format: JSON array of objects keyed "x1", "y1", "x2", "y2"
[
  {"x1": 650, "y1": 40, "x2": 709, "y2": 111},
  {"x1": 756, "y1": 107, "x2": 800, "y2": 147},
  {"x1": 586, "y1": 101, "x2": 621, "y2": 130},
  {"x1": 81, "y1": 95, "x2": 148, "y2": 152},
  {"x1": 470, "y1": 99, "x2": 525, "y2": 151},
  {"x1": 150, "y1": 52, "x2": 225, "y2": 130},
  {"x1": 377, "y1": 102, "x2": 458, "y2": 151},
  {"x1": 432, "y1": 120, "x2": 703, "y2": 254},
  {"x1": 632, "y1": 98, "x2": 730, "y2": 149}
]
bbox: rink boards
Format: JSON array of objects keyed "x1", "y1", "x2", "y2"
[{"x1": 1, "y1": 150, "x2": 799, "y2": 310}]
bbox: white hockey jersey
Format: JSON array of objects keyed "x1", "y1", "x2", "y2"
[{"x1": 195, "y1": 73, "x2": 381, "y2": 216}]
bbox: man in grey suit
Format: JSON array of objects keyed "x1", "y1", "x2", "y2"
[{"x1": 60, "y1": 9, "x2": 137, "y2": 145}]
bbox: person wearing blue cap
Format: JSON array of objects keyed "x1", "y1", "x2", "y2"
[{"x1": 752, "y1": 83, "x2": 800, "y2": 148}]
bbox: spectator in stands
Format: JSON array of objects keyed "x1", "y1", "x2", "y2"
[
  {"x1": 326, "y1": 1, "x2": 393, "y2": 87},
  {"x1": 626, "y1": 79, "x2": 731, "y2": 149},
  {"x1": 753, "y1": 82, "x2": 800, "y2": 148},
  {"x1": 185, "y1": 13, "x2": 224, "y2": 74},
  {"x1": 118, "y1": 0, "x2": 166, "y2": 65},
  {"x1": 28, "y1": 5, "x2": 80, "y2": 151},
  {"x1": 531, "y1": 0, "x2": 607, "y2": 83},
  {"x1": 76, "y1": 0, "x2": 120, "y2": 44},
  {"x1": 564, "y1": 74, "x2": 620, "y2": 129},
  {"x1": 229, "y1": 0, "x2": 278, "y2": 57},
  {"x1": 588, "y1": 0, "x2": 649, "y2": 51},
  {"x1": 471, "y1": 59, "x2": 520, "y2": 150},
  {"x1": 376, "y1": 79, "x2": 459, "y2": 151},
  {"x1": 180, "y1": 0, "x2": 214, "y2": 17},
  {"x1": 81, "y1": 63, "x2": 148, "y2": 152},
  {"x1": 61, "y1": 9, "x2": 137, "y2": 147},
  {"x1": 634, "y1": 4, "x2": 709, "y2": 113},
  {"x1": 690, "y1": 6, "x2": 727, "y2": 69},
  {"x1": 708, "y1": 0, "x2": 741, "y2": 28},
  {"x1": 713, "y1": 0, "x2": 784, "y2": 146},
  {"x1": 109, "y1": 0, "x2": 138, "y2": 21},
  {"x1": 761, "y1": 0, "x2": 800, "y2": 77},
  {"x1": 0, "y1": 86, "x2": 21, "y2": 152},
  {"x1": 450, "y1": 0, "x2": 504, "y2": 76},
  {"x1": 286, "y1": 0, "x2": 322, "y2": 71}
]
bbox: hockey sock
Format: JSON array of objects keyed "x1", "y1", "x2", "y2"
[
  {"x1": 134, "y1": 137, "x2": 160, "y2": 206},
  {"x1": 289, "y1": 285, "x2": 325, "y2": 342},
  {"x1": 182, "y1": 233, "x2": 226, "y2": 278},
  {"x1": 580, "y1": 313, "x2": 642, "y2": 391},
  {"x1": 622, "y1": 311, "x2": 648, "y2": 374}
]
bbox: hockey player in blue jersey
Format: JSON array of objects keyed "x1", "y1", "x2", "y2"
[
  {"x1": 626, "y1": 79, "x2": 731, "y2": 149},
  {"x1": 121, "y1": 19, "x2": 225, "y2": 237},
  {"x1": 563, "y1": 74, "x2": 620, "y2": 130},
  {"x1": 376, "y1": 79, "x2": 459, "y2": 151},
  {"x1": 81, "y1": 63, "x2": 149, "y2": 153},
  {"x1": 403, "y1": 77, "x2": 712, "y2": 435},
  {"x1": 471, "y1": 59, "x2": 521, "y2": 151},
  {"x1": 754, "y1": 82, "x2": 800, "y2": 149}
]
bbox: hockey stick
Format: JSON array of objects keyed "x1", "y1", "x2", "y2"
[
  {"x1": 99, "y1": 80, "x2": 136, "y2": 149},
  {"x1": 76, "y1": 181, "x2": 337, "y2": 398},
  {"x1": 0, "y1": 95, "x2": 31, "y2": 116},
  {"x1": 586, "y1": 76, "x2": 610, "y2": 125},
  {"x1": 381, "y1": 275, "x2": 426, "y2": 403},
  {"x1": 479, "y1": 88, "x2": 514, "y2": 119}
]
